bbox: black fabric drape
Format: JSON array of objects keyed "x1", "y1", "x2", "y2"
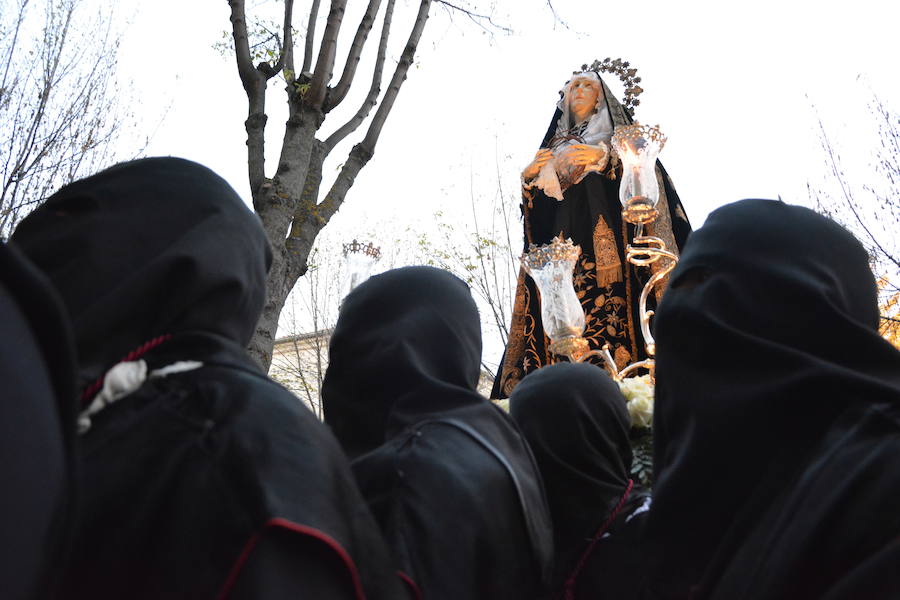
[
  {"x1": 0, "y1": 242, "x2": 77, "y2": 600},
  {"x1": 11, "y1": 157, "x2": 401, "y2": 600},
  {"x1": 323, "y1": 266, "x2": 554, "y2": 599},
  {"x1": 643, "y1": 199, "x2": 900, "y2": 599},
  {"x1": 510, "y1": 362, "x2": 649, "y2": 599}
]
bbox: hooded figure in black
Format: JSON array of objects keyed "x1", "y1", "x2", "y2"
[
  {"x1": 511, "y1": 363, "x2": 650, "y2": 600},
  {"x1": 323, "y1": 266, "x2": 554, "y2": 600},
  {"x1": 643, "y1": 199, "x2": 900, "y2": 599},
  {"x1": 11, "y1": 157, "x2": 402, "y2": 600},
  {"x1": 0, "y1": 242, "x2": 77, "y2": 600}
]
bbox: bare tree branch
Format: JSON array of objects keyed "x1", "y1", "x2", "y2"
[
  {"x1": 270, "y1": 0, "x2": 295, "y2": 79},
  {"x1": 434, "y1": 0, "x2": 512, "y2": 34},
  {"x1": 228, "y1": 0, "x2": 258, "y2": 91},
  {"x1": 325, "y1": 0, "x2": 382, "y2": 113},
  {"x1": 229, "y1": 0, "x2": 268, "y2": 199},
  {"x1": 1, "y1": 0, "x2": 135, "y2": 237},
  {"x1": 361, "y1": 0, "x2": 431, "y2": 152},
  {"x1": 323, "y1": 0, "x2": 394, "y2": 154},
  {"x1": 543, "y1": 0, "x2": 577, "y2": 31},
  {"x1": 815, "y1": 116, "x2": 900, "y2": 272},
  {"x1": 309, "y1": 0, "x2": 348, "y2": 108},
  {"x1": 301, "y1": 0, "x2": 321, "y2": 74}
]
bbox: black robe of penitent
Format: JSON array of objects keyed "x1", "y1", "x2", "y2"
[
  {"x1": 644, "y1": 199, "x2": 900, "y2": 599},
  {"x1": 511, "y1": 362, "x2": 650, "y2": 600},
  {"x1": 323, "y1": 266, "x2": 554, "y2": 600},
  {"x1": 11, "y1": 157, "x2": 402, "y2": 600},
  {"x1": 0, "y1": 242, "x2": 77, "y2": 600}
]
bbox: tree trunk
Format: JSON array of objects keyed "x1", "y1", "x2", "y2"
[{"x1": 234, "y1": 0, "x2": 435, "y2": 371}]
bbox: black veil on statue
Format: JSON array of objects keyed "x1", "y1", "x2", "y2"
[{"x1": 492, "y1": 65, "x2": 691, "y2": 399}]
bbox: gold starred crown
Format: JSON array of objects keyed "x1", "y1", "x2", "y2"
[
  {"x1": 576, "y1": 57, "x2": 644, "y2": 117},
  {"x1": 611, "y1": 123, "x2": 667, "y2": 153},
  {"x1": 342, "y1": 239, "x2": 382, "y2": 260},
  {"x1": 521, "y1": 234, "x2": 581, "y2": 270}
]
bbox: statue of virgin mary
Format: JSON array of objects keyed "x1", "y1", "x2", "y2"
[{"x1": 492, "y1": 64, "x2": 692, "y2": 398}]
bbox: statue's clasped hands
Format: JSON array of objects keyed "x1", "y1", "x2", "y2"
[
  {"x1": 522, "y1": 144, "x2": 609, "y2": 181},
  {"x1": 560, "y1": 143, "x2": 609, "y2": 169},
  {"x1": 522, "y1": 148, "x2": 553, "y2": 181}
]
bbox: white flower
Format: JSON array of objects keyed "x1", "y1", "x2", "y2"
[{"x1": 618, "y1": 374, "x2": 654, "y2": 428}]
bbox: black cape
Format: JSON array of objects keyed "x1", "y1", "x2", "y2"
[
  {"x1": 11, "y1": 157, "x2": 401, "y2": 600},
  {"x1": 643, "y1": 199, "x2": 900, "y2": 599},
  {"x1": 0, "y1": 242, "x2": 77, "y2": 600},
  {"x1": 323, "y1": 266, "x2": 554, "y2": 599},
  {"x1": 510, "y1": 362, "x2": 650, "y2": 600}
]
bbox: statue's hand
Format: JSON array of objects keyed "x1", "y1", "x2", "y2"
[
  {"x1": 522, "y1": 148, "x2": 553, "y2": 181},
  {"x1": 562, "y1": 143, "x2": 609, "y2": 168}
]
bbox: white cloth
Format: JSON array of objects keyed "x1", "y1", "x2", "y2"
[{"x1": 78, "y1": 359, "x2": 203, "y2": 434}]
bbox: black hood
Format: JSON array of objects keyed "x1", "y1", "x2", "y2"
[
  {"x1": 510, "y1": 362, "x2": 639, "y2": 585},
  {"x1": 323, "y1": 265, "x2": 483, "y2": 458},
  {"x1": 644, "y1": 199, "x2": 900, "y2": 595},
  {"x1": 323, "y1": 265, "x2": 555, "y2": 587},
  {"x1": 11, "y1": 157, "x2": 271, "y2": 389}
]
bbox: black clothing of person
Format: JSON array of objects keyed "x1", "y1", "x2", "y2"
[
  {"x1": 11, "y1": 157, "x2": 401, "y2": 600},
  {"x1": 0, "y1": 242, "x2": 77, "y2": 600},
  {"x1": 323, "y1": 266, "x2": 554, "y2": 600},
  {"x1": 643, "y1": 199, "x2": 900, "y2": 599},
  {"x1": 511, "y1": 363, "x2": 650, "y2": 600}
]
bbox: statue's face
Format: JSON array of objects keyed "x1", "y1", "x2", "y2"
[{"x1": 568, "y1": 76, "x2": 601, "y2": 122}]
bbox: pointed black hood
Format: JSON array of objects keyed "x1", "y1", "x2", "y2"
[
  {"x1": 645, "y1": 199, "x2": 900, "y2": 596},
  {"x1": 11, "y1": 157, "x2": 271, "y2": 390}
]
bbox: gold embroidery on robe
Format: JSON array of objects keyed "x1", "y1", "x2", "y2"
[
  {"x1": 614, "y1": 345, "x2": 632, "y2": 370},
  {"x1": 593, "y1": 216, "x2": 622, "y2": 287},
  {"x1": 500, "y1": 268, "x2": 529, "y2": 396},
  {"x1": 645, "y1": 169, "x2": 680, "y2": 303}
]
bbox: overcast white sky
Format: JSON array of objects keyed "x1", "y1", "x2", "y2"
[
  {"x1": 113, "y1": 0, "x2": 899, "y2": 365},
  {"x1": 119, "y1": 0, "x2": 899, "y2": 220}
]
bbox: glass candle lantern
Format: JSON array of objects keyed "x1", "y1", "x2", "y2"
[
  {"x1": 521, "y1": 235, "x2": 585, "y2": 346},
  {"x1": 342, "y1": 239, "x2": 381, "y2": 295},
  {"x1": 611, "y1": 123, "x2": 667, "y2": 225}
]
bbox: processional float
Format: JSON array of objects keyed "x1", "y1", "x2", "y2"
[{"x1": 522, "y1": 59, "x2": 678, "y2": 384}]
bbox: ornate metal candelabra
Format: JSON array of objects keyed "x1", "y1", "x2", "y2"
[
  {"x1": 342, "y1": 239, "x2": 382, "y2": 295},
  {"x1": 523, "y1": 123, "x2": 678, "y2": 382}
]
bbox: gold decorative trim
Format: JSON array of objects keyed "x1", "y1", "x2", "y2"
[
  {"x1": 646, "y1": 169, "x2": 680, "y2": 303},
  {"x1": 593, "y1": 216, "x2": 623, "y2": 288},
  {"x1": 622, "y1": 220, "x2": 640, "y2": 356},
  {"x1": 499, "y1": 267, "x2": 529, "y2": 396}
]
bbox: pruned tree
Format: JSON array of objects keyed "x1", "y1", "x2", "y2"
[
  {"x1": 808, "y1": 91, "x2": 900, "y2": 342},
  {"x1": 0, "y1": 0, "x2": 132, "y2": 239},
  {"x1": 227, "y1": 0, "x2": 513, "y2": 369}
]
